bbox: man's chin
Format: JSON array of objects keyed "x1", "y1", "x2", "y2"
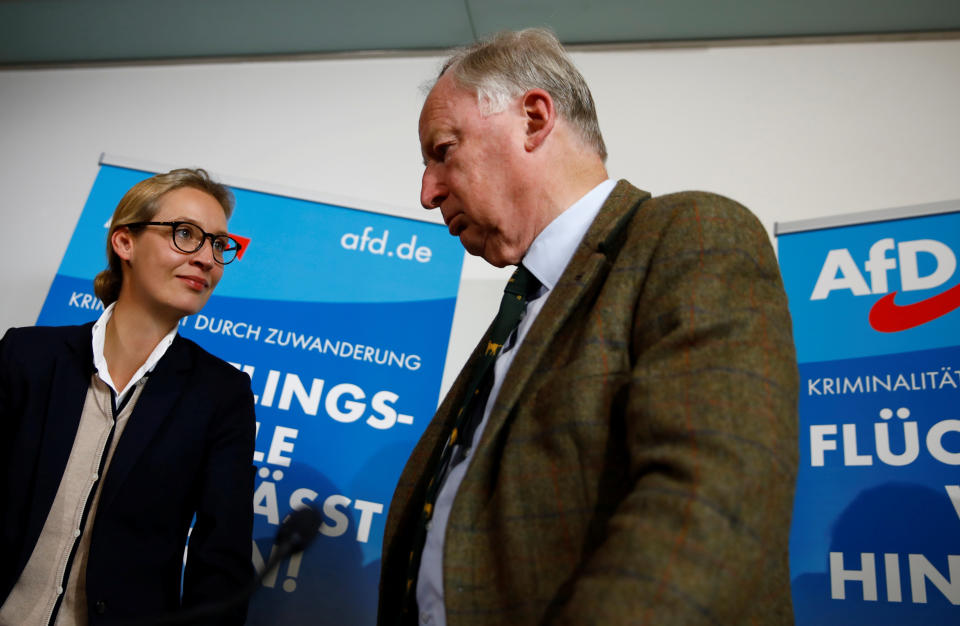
[
  {"x1": 459, "y1": 233, "x2": 483, "y2": 256},
  {"x1": 476, "y1": 247, "x2": 514, "y2": 268},
  {"x1": 460, "y1": 233, "x2": 515, "y2": 267}
]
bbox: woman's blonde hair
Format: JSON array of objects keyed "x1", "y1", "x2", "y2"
[{"x1": 93, "y1": 168, "x2": 234, "y2": 306}]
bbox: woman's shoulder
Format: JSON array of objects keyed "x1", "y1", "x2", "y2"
[
  {"x1": 2, "y1": 322, "x2": 93, "y2": 353},
  {"x1": 4, "y1": 321, "x2": 92, "y2": 336},
  {"x1": 0, "y1": 323, "x2": 94, "y2": 377},
  {"x1": 172, "y1": 334, "x2": 249, "y2": 384}
]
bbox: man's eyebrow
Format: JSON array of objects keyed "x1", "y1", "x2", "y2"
[
  {"x1": 421, "y1": 127, "x2": 454, "y2": 164},
  {"x1": 420, "y1": 140, "x2": 437, "y2": 166}
]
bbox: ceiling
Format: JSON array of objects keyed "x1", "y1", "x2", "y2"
[{"x1": 1, "y1": 0, "x2": 959, "y2": 67}]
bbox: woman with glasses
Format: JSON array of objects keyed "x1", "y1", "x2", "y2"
[{"x1": 0, "y1": 168, "x2": 256, "y2": 625}]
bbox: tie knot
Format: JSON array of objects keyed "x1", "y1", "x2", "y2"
[{"x1": 504, "y1": 264, "x2": 541, "y2": 299}]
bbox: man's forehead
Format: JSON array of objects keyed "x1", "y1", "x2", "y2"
[{"x1": 420, "y1": 78, "x2": 478, "y2": 134}]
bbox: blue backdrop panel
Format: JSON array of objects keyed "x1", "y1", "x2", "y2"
[
  {"x1": 37, "y1": 162, "x2": 465, "y2": 624},
  {"x1": 778, "y1": 206, "x2": 960, "y2": 624}
]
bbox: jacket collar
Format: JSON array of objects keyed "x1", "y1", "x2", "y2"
[
  {"x1": 420, "y1": 181, "x2": 651, "y2": 459},
  {"x1": 96, "y1": 334, "x2": 195, "y2": 513},
  {"x1": 475, "y1": 180, "x2": 651, "y2": 452}
]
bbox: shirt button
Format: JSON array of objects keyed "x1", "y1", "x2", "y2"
[
  {"x1": 57, "y1": 586, "x2": 63, "y2": 595},
  {"x1": 425, "y1": 521, "x2": 432, "y2": 531},
  {"x1": 74, "y1": 529, "x2": 81, "y2": 538},
  {"x1": 92, "y1": 473, "x2": 99, "y2": 481}
]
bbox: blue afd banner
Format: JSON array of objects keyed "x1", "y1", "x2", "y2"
[
  {"x1": 777, "y1": 204, "x2": 960, "y2": 625},
  {"x1": 38, "y1": 161, "x2": 465, "y2": 624}
]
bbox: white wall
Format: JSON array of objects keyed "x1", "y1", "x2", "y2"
[{"x1": 2, "y1": 38, "x2": 958, "y2": 393}]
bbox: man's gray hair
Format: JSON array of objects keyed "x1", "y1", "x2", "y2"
[{"x1": 438, "y1": 27, "x2": 607, "y2": 161}]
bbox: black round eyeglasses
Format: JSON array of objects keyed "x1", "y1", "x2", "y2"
[{"x1": 122, "y1": 221, "x2": 243, "y2": 265}]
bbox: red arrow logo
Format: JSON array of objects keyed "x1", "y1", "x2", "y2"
[
  {"x1": 868, "y1": 282, "x2": 960, "y2": 332},
  {"x1": 230, "y1": 233, "x2": 251, "y2": 260}
]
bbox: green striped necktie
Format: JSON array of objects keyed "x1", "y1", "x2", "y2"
[{"x1": 400, "y1": 263, "x2": 542, "y2": 620}]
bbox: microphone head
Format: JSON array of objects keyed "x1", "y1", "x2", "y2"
[{"x1": 276, "y1": 505, "x2": 322, "y2": 554}]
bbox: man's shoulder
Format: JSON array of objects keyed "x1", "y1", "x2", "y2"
[
  {"x1": 606, "y1": 183, "x2": 767, "y2": 239},
  {"x1": 587, "y1": 183, "x2": 775, "y2": 277},
  {"x1": 636, "y1": 187, "x2": 753, "y2": 219}
]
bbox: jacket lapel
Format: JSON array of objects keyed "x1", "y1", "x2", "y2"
[
  {"x1": 475, "y1": 181, "x2": 651, "y2": 452},
  {"x1": 96, "y1": 335, "x2": 192, "y2": 513},
  {"x1": 386, "y1": 337, "x2": 486, "y2": 527},
  {"x1": 27, "y1": 324, "x2": 96, "y2": 544}
]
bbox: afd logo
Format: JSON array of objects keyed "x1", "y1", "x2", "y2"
[
  {"x1": 340, "y1": 226, "x2": 433, "y2": 263},
  {"x1": 810, "y1": 237, "x2": 959, "y2": 333}
]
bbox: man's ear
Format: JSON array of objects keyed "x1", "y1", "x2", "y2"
[
  {"x1": 111, "y1": 227, "x2": 135, "y2": 262},
  {"x1": 522, "y1": 89, "x2": 556, "y2": 152}
]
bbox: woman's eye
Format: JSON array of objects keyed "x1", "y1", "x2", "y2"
[
  {"x1": 212, "y1": 239, "x2": 226, "y2": 252},
  {"x1": 174, "y1": 227, "x2": 193, "y2": 240}
]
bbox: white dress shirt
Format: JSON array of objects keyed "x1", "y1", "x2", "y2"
[
  {"x1": 92, "y1": 302, "x2": 178, "y2": 406},
  {"x1": 416, "y1": 179, "x2": 616, "y2": 626}
]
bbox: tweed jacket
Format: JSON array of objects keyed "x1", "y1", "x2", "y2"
[
  {"x1": 378, "y1": 180, "x2": 799, "y2": 625},
  {"x1": 0, "y1": 322, "x2": 256, "y2": 625}
]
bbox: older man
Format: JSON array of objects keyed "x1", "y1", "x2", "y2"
[{"x1": 379, "y1": 28, "x2": 798, "y2": 625}]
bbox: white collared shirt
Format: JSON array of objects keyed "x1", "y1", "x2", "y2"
[
  {"x1": 416, "y1": 179, "x2": 616, "y2": 626},
  {"x1": 91, "y1": 302, "x2": 178, "y2": 407}
]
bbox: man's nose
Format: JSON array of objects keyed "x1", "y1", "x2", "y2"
[{"x1": 420, "y1": 168, "x2": 447, "y2": 210}]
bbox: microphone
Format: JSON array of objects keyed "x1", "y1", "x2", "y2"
[
  {"x1": 259, "y1": 505, "x2": 322, "y2": 577},
  {"x1": 134, "y1": 506, "x2": 323, "y2": 625}
]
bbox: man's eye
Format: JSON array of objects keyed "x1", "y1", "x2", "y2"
[{"x1": 435, "y1": 144, "x2": 450, "y2": 160}]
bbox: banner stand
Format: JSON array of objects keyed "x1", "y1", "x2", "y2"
[
  {"x1": 777, "y1": 199, "x2": 960, "y2": 625},
  {"x1": 38, "y1": 155, "x2": 466, "y2": 624}
]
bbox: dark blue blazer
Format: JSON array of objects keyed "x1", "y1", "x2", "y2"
[{"x1": 0, "y1": 322, "x2": 256, "y2": 625}]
